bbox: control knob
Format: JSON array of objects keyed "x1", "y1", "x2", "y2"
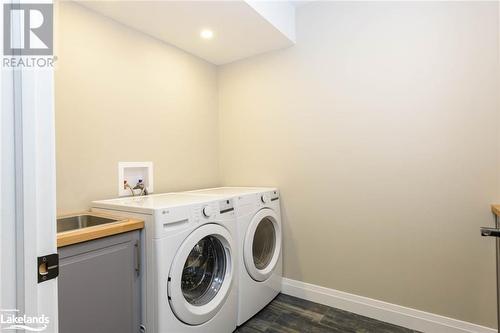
[
  {"x1": 261, "y1": 194, "x2": 271, "y2": 204},
  {"x1": 202, "y1": 205, "x2": 213, "y2": 217}
]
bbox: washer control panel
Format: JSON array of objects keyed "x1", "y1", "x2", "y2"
[
  {"x1": 218, "y1": 199, "x2": 234, "y2": 215},
  {"x1": 202, "y1": 205, "x2": 214, "y2": 217}
]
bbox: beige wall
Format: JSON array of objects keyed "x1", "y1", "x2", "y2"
[
  {"x1": 55, "y1": 2, "x2": 219, "y2": 213},
  {"x1": 218, "y1": 2, "x2": 500, "y2": 328},
  {"x1": 56, "y1": 0, "x2": 500, "y2": 327}
]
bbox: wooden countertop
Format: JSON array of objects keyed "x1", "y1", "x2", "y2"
[
  {"x1": 57, "y1": 212, "x2": 144, "y2": 248},
  {"x1": 492, "y1": 205, "x2": 500, "y2": 217}
]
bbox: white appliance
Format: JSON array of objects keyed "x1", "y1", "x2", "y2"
[
  {"x1": 92, "y1": 193, "x2": 238, "y2": 333},
  {"x1": 184, "y1": 187, "x2": 282, "y2": 326}
]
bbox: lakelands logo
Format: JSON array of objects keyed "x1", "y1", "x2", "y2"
[
  {"x1": 0, "y1": 309, "x2": 49, "y2": 331},
  {"x1": 2, "y1": 3, "x2": 56, "y2": 68}
]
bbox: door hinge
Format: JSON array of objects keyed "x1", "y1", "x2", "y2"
[{"x1": 38, "y1": 253, "x2": 59, "y2": 283}]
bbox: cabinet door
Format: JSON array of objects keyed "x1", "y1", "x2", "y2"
[{"x1": 58, "y1": 231, "x2": 141, "y2": 333}]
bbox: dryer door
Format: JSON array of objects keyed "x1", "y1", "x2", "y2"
[
  {"x1": 243, "y1": 208, "x2": 281, "y2": 282},
  {"x1": 168, "y1": 224, "x2": 234, "y2": 325}
]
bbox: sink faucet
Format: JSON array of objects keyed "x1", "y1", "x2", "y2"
[{"x1": 133, "y1": 179, "x2": 148, "y2": 196}]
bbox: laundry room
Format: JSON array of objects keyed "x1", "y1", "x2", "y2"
[{"x1": 1, "y1": 1, "x2": 499, "y2": 333}]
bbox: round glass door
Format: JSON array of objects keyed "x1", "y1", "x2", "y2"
[
  {"x1": 244, "y1": 208, "x2": 281, "y2": 282},
  {"x1": 252, "y1": 218, "x2": 276, "y2": 270},
  {"x1": 182, "y1": 236, "x2": 226, "y2": 306},
  {"x1": 168, "y1": 224, "x2": 234, "y2": 325}
]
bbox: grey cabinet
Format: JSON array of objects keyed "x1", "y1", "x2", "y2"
[{"x1": 58, "y1": 231, "x2": 141, "y2": 333}]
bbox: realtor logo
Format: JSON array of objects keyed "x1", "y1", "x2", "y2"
[
  {"x1": 3, "y1": 3, "x2": 53, "y2": 56},
  {"x1": 0, "y1": 309, "x2": 49, "y2": 331}
]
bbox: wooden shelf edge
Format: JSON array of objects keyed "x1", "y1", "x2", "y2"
[
  {"x1": 57, "y1": 219, "x2": 144, "y2": 248},
  {"x1": 491, "y1": 205, "x2": 500, "y2": 217}
]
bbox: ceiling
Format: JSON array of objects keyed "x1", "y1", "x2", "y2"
[
  {"x1": 290, "y1": 1, "x2": 314, "y2": 8},
  {"x1": 77, "y1": 1, "x2": 298, "y2": 65}
]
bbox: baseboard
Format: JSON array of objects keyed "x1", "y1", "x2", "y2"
[{"x1": 281, "y1": 278, "x2": 495, "y2": 333}]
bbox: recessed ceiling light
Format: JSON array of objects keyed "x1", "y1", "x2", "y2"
[{"x1": 200, "y1": 29, "x2": 214, "y2": 40}]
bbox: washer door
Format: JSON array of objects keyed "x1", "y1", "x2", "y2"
[
  {"x1": 243, "y1": 208, "x2": 281, "y2": 282},
  {"x1": 168, "y1": 224, "x2": 233, "y2": 325}
]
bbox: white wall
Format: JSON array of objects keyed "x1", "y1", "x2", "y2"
[
  {"x1": 218, "y1": 2, "x2": 500, "y2": 327},
  {"x1": 55, "y1": 2, "x2": 220, "y2": 213}
]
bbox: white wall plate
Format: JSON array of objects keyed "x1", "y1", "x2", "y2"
[{"x1": 118, "y1": 161, "x2": 154, "y2": 197}]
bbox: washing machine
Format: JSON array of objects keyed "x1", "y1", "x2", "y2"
[
  {"x1": 92, "y1": 193, "x2": 238, "y2": 333},
  {"x1": 183, "y1": 187, "x2": 282, "y2": 326}
]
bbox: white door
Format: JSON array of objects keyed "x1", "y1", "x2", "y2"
[
  {"x1": 167, "y1": 224, "x2": 234, "y2": 325},
  {"x1": 243, "y1": 208, "x2": 282, "y2": 282},
  {"x1": 1, "y1": 0, "x2": 58, "y2": 331}
]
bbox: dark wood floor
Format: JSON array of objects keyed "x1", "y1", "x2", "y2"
[{"x1": 236, "y1": 294, "x2": 420, "y2": 333}]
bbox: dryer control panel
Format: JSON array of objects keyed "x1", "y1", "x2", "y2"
[
  {"x1": 261, "y1": 190, "x2": 279, "y2": 204},
  {"x1": 270, "y1": 190, "x2": 279, "y2": 201}
]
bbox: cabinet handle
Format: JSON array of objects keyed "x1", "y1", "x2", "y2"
[{"x1": 134, "y1": 240, "x2": 140, "y2": 275}]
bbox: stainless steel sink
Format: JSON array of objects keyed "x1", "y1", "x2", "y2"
[{"x1": 57, "y1": 214, "x2": 120, "y2": 233}]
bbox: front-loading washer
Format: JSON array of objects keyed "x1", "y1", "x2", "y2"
[
  {"x1": 92, "y1": 193, "x2": 238, "y2": 333},
  {"x1": 183, "y1": 187, "x2": 282, "y2": 326}
]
